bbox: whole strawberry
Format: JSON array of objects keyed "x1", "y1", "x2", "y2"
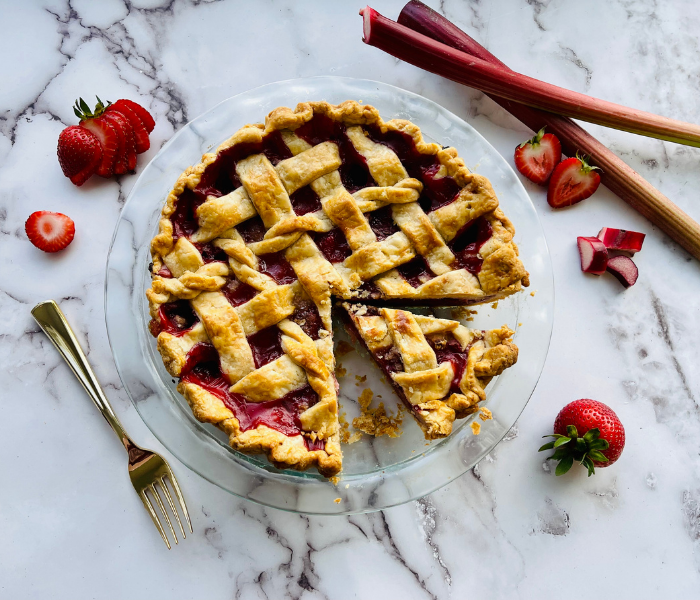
[{"x1": 539, "y1": 399, "x2": 625, "y2": 476}]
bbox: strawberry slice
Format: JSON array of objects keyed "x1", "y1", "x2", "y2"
[
  {"x1": 80, "y1": 116, "x2": 119, "y2": 177},
  {"x1": 547, "y1": 155, "x2": 601, "y2": 208},
  {"x1": 25, "y1": 211, "x2": 75, "y2": 253},
  {"x1": 108, "y1": 109, "x2": 137, "y2": 171},
  {"x1": 111, "y1": 99, "x2": 155, "y2": 133},
  {"x1": 101, "y1": 111, "x2": 133, "y2": 174},
  {"x1": 57, "y1": 125, "x2": 102, "y2": 186},
  {"x1": 514, "y1": 128, "x2": 562, "y2": 185},
  {"x1": 107, "y1": 103, "x2": 150, "y2": 153}
]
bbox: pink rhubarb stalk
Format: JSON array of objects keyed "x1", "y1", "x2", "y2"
[
  {"x1": 370, "y1": 1, "x2": 700, "y2": 262},
  {"x1": 361, "y1": 6, "x2": 700, "y2": 147}
]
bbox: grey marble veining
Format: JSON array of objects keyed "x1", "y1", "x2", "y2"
[{"x1": 2, "y1": 0, "x2": 700, "y2": 597}]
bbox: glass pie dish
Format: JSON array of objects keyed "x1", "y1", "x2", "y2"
[{"x1": 105, "y1": 76, "x2": 553, "y2": 515}]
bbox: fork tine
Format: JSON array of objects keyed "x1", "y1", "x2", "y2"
[
  {"x1": 150, "y1": 484, "x2": 177, "y2": 545},
  {"x1": 160, "y1": 476, "x2": 186, "y2": 539},
  {"x1": 139, "y1": 490, "x2": 171, "y2": 550},
  {"x1": 164, "y1": 471, "x2": 193, "y2": 533}
]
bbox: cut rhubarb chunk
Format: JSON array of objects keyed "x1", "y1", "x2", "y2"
[
  {"x1": 577, "y1": 236, "x2": 608, "y2": 275},
  {"x1": 606, "y1": 255, "x2": 638, "y2": 288},
  {"x1": 597, "y1": 227, "x2": 646, "y2": 253}
]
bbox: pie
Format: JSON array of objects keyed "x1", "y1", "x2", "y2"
[
  {"x1": 146, "y1": 100, "x2": 528, "y2": 477},
  {"x1": 342, "y1": 303, "x2": 517, "y2": 439}
]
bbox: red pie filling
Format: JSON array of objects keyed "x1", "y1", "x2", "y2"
[
  {"x1": 427, "y1": 335, "x2": 470, "y2": 395},
  {"x1": 180, "y1": 342, "x2": 323, "y2": 447},
  {"x1": 236, "y1": 216, "x2": 266, "y2": 244},
  {"x1": 312, "y1": 227, "x2": 352, "y2": 263},
  {"x1": 247, "y1": 326, "x2": 284, "y2": 368},
  {"x1": 367, "y1": 205, "x2": 400, "y2": 241},
  {"x1": 289, "y1": 299, "x2": 324, "y2": 340},
  {"x1": 194, "y1": 242, "x2": 229, "y2": 264},
  {"x1": 222, "y1": 279, "x2": 258, "y2": 307},
  {"x1": 170, "y1": 188, "x2": 205, "y2": 240},
  {"x1": 291, "y1": 186, "x2": 322, "y2": 215},
  {"x1": 257, "y1": 251, "x2": 297, "y2": 285},
  {"x1": 396, "y1": 256, "x2": 435, "y2": 288},
  {"x1": 157, "y1": 300, "x2": 199, "y2": 335},
  {"x1": 449, "y1": 216, "x2": 492, "y2": 276}
]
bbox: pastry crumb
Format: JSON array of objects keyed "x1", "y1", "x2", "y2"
[
  {"x1": 336, "y1": 365, "x2": 347, "y2": 377},
  {"x1": 339, "y1": 410, "x2": 363, "y2": 444},
  {"x1": 530, "y1": 291, "x2": 536, "y2": 297},
  {"x1": 451, "y1": 307, "x2": 478, "y2": 321},
  {"x1": 355, "y1": 375, "x2": 367, "y2": 383},
  {"x1": 335, "y1": 340, "x2": 355, "y2": 358},
  {"x1": 471, "y1": 421, "x2": 481, "y2": 435},
  {"x1": 352, "y1": 388, "x2": 404, "y2": 438},
  {"x1": 518, "y1": 322, "x2": 523, "y2": 327},
  {"x1": 491, "y1": 301, "x2": 499, "y2": 309},
  {"x1": 479, "y1": 407, "x2": 492, "y2": 421},
  {"x1": 329, "y1": 476, "x2": 340, "y2": 485},
  {"x1": 334, "y1": 498, "x2": 341, "y2": 504}
]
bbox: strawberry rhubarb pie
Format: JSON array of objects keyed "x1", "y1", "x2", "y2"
[{"x1": 146, "y1": 101, "x2": 528, "y2": 477}]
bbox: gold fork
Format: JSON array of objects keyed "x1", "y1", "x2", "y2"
[{"x1": 32, "y1": 300, "x2": 193, "y2": 549}]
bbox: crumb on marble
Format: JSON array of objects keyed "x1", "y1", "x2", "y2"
[
  {"x1": 530, "y1": 291, "x2": 536, "y2": 297},
  {"x1": 329, "y1": 476, "x2": 340, "y2": 485},
  {"x1": 336, "y1": 364, "x2": 347, "y2": 378},
  {"x1": 479, "y1": 407, "x2": 493, "y2": 421},
  {"x1": 491, "y1": 301, "x2": 499, "y2": 309},
  {"x1": 471, "y1": 421, "x2": 481, "y2": 435},
  {"x1": 352, "y1": 388, "x2": 404, "y2": 438},
  {"x1": 518, "y1": 322, "x2": 523, "y2": 327},
  {"x1": 356, "y1": 375, "x2": 367, "y2": 383},
  {"x1": 334, "y1": 498, "x2": 341, "y2": 504},
  {"x1": 335, "y1": 340, "x2": 355, "y2": 358}
]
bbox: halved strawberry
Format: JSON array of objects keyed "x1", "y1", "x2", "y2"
[
  {"x1": 101, "y1": 111, "x2": 130, "y2": 175},
  {"x1": 547, "y1": 155, "x2": 601, "y2": 208},
  {"x1": 57, "y1": 125, "x2": 102, "y2": 186},
  {"x1": 25, "y1": 211, "x2": 75, "y2": 253},
  {"x1": 107, "y1": 103, "x2": 150, "y2": 153},
  {"x1": 514, "y1": 128, "x2": 562, "y2": 185},
  {"x1": 111, "y1": 99, "x2": 155, "y2": 132}
]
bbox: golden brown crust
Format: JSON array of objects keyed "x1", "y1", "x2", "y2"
[{"x1": 147, "y1": 100, "x2": 527, "y2": 476}]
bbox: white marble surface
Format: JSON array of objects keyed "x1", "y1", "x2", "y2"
[{"x1": 2, "y1": 0, "x2": 700, "y2": 597}]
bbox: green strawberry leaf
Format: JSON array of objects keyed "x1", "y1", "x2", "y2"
[
  {"x1": 588, "y1": 450, "x2": 609, "y2": 462},
  {"x1": 583, "y1": 428, "x2": 601, "y2": 442},
  {"x1": 553, "y1": 436, "x2": 572, "y2": 448},
  {"x1": 588, "y1": 439, "x2": 609, "y2": 451},
  {"x1": 555, "y1": 455, "x2": 574, "y2": 476},
  {"x1": 566, "y1": 424, "x2": 578, "y2": 438},
  {"x1": 539, "y1": 441, "x2": 556, "y2": 452}
]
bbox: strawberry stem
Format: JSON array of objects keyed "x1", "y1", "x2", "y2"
[
  {"x1": 73, "y1": 96, "x2": 112, "y2": 121},
  {"x1": 539, "y1": 427, "x2": 609, "y2": 476}
]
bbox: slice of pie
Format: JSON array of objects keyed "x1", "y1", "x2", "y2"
[
  {"x1": 147, "y1": 100, "x2": 528, "y2": 476},
  {"x1": 342, "y1": 303, "x2": 518, "y2": 439}
]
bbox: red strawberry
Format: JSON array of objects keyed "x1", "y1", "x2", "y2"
[
  {"x1": 514, "y1": 128, "x2": 562, "y2": 185},
  {"x1": 111, "y1": 98, "x2": 155, "y2": 132},
  {"x1": 539, "y1": 399, "x2": 625, "y2": 476},
  {"x1": 74, "y1": 97, "x2": 119, "y2": 177},
  {"x1": 25, "y1": 211, "x2": 75, "y2": 253},
  {"x1": 107, "y1": 102, "x2": 150, "y2": 153},
  {"x1": 547, "y1": 155, "x2": 601, "y2": 208},
  {"x1": 57, "y1": 125, "x2": 102, "y2": 186}
]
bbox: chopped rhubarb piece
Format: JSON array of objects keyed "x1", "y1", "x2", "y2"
[
  {"x1": 606, "y1": 255, "x2": 638, "y2": 288},
  {"x1": 597, "y1": 227, "x2": 646, "y2": 253},
  {"x1": 577, "y1": 236, "x2": 608, "y2": 275}
]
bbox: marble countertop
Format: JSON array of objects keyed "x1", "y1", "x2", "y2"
[{"x1": 3, "y1": 0, "x2": 700, "y2": 597}]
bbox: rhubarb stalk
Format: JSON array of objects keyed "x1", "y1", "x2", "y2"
[
  {"x1": 361, "y1": 6, "x2": 700, "y2": 147},
  {"x1": 362, "y1": 2, "x2": 700, "y2": 261}
]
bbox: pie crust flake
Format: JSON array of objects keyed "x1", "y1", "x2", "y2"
[{"x1": 147, "y1": 101, "x2": 527, "y2": 477}]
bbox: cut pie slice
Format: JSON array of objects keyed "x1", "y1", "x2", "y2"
[
  {"x1": 147, "y1": 100, "x2": 528, "y2": 476},
  {"x1": 342, "y1": 303, "x2": 518, "y2": 439}
]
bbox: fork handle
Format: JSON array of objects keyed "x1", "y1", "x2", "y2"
[{"x1": 32, "y1": 300, "x2": 133, "y2": 451}]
